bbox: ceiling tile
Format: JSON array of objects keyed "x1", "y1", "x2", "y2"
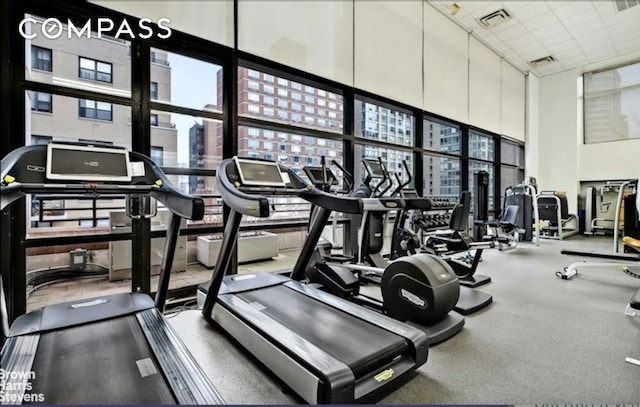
[
  {"x1": 509, "y1": 2, "x2": 551, "y2": 20},
  {"x1": 547, "y1": 1, "x2": 574, "y2": 10},
  {"x1": 558, "y1": 7, "x2": 600, "y2": 29},
  {"x1": 521, "y1": 11, "x2": 560, "y2": 32},
  {"x1": 531, "y1": 23, "x2": 573, "y2": 42},
  {"x1": 585, "y1": 47, "x2": 619, "y2": 63},
  {"x1": 493, "y1": 22, "x2": 529, "y2": 39},
  {"x1": 551, "y1": 1, "x2": 596, "y2": 20},
  {"x1": 568, "y1": 21, "x2": 607, "y2": 38}
]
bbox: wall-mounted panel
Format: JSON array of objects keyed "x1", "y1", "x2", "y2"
[
  {"x1": 423, "y1": 4, "x2": 468, "y2": 123},
  {"x1": 91, "y1": 1, "x2": 234, "y2": 48},
  {"x1": 501, "y1": 60, "x2": 525, "y2": 141},
  {"x1": 354, "y1": 1, "x2": 422, "y2": 108},
  {"x1": 237, "y1": 0, "x2": 353, "y2": 86},
  {"x1": 469, "y1": 37, "x2": 501, "y2": 134}
]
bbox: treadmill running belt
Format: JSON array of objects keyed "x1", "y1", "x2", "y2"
[
  {"x1": 28, "y1": 316, "x2": 176, "y2": 405},
  {"x1": 236, "y1": 285, "x2": 409, "y2": 377}
]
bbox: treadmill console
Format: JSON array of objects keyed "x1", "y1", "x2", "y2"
[
  {"x1": 47, "y1": 143, "x2": 132, "y2": 182},
  {"x1": 234, "y1": 157, "x2": 287, "y2": 187},
  {"x1": 303, "y1": 166, "x2": 338, "y2": 188},
  {"x1": 363, "y1": 159, "x2": 385, "y2": 179}
]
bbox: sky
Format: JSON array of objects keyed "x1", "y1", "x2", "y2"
[{"x1": 164, "y1": 52, "x2": 222, "y2": 166}]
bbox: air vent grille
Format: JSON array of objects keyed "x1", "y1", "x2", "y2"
[
  {"x1": 477, "y1": 9, "x2": 512, "y2": 29},
  {"x1": 529, "y1": 56, "x2": 556, "y2": 68},
  {"x1": 614, "y1": 0, "x2": 640, "y2": 12}
]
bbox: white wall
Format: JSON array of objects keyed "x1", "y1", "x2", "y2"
[
  {"x1": 91, "y1": 1, "x2": 234, "y2": 47},
  {"x1": 469, "y1": 37, "x2": 502, "y2": 135},
  {"x1": 237, "y1": 1, "x2": 354, "y2": 86},
  {"x1": 537, "y1": 69, "x2": 580, "y2": 212},
  {"x1": 92, "y1": 1, "x2": 526, "y2": 140},
  {"x1": 501, "y1": 60, "x2": 525, "y2": 141},
  {"x1": 354, "y1": 1, "x2": 423, "y2": 108},
  {"x1": 423, "y1": 4, "x2": 468, "y2": 123}
]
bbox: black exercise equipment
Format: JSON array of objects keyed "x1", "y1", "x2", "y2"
[
  {"x1": 1, "y1": 143, "x2": 223, "y2": 405},
  {"x1": 197, "y1": 157, "x2": 428, "y2": 404},
  {"x1": 304, "y1": 159, "x2": 466, "y2": 340}
]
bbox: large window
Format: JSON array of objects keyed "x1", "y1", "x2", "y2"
[
  {"x1": 584, "y1": 61, "x2": 640, "y2": 143},
  {"x1": 355, "y1": 143, "x2": 414, "y2": 191},
  {"x1": 355, "y1": 99, "x2": 414, "y2": 146},
  {"x1": 469, "y1": 161, "x2": 494, "y2": 210},
  {"x1": 423, "y1": 119, "x2": 460, "y2": 154},
  {"x1": 469, "y1": 132, "x2": 495, "y2": 161},
  {"x1": 238, "y1": 67, "x2": 344, "y2": 134},
  {"x1": 424, "y1": 154, "x2": 460, "y2": 198},
  {"x1": 150, "y1": 48, "x2": 223, "y2": 112}
]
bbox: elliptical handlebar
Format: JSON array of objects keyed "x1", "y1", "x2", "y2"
[{"x1": 331, "y1": 159, "x2": 354, "y2": 194}]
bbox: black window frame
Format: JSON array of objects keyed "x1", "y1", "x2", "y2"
[{"x1": 78, "y1": 56, "x2": 113, "y2": 84}]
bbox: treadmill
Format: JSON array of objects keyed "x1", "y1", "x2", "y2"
[
  {"x1": 198, "y1": 157, "x2": 429, "y2": 404},
  {"x1": 1, "y1": 143, "x2": 223, "y2": 405}
]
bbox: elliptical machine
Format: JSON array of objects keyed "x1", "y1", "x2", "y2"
[{"x1": 303, "y1": 158, "x2": 464, "y2": 345}]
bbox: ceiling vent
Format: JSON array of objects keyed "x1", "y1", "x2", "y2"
[
  {"x1": 477, "y1": 9, "x2": 512, "y2": 29},
  {"x1": 529, "y1": 56, "x2": 556, "y2": 68},
  {"x1": 614, "y1": 0, "x2": 640, "y2": 12}
]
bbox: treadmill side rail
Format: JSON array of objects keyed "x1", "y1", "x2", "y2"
[
  {"x1": 0, "y1": 335, "x2": 40, "y2": 405},
  {"x1": 137, "y1": 309, "x2": 224, "y2": 405}
]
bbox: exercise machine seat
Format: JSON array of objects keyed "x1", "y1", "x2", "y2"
[{"x1": 624, "y1": 236, "x2": 640, "y2": 250}]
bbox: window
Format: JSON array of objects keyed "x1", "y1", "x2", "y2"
[
  {"x1": 78, "y1": 99, "x2": 112, "y2": 121},
  {"x1": 248, "y1": 69, "x2": 260, "y2": 79},
  {"x1": 150, "y1": 82, "x2": 158, "y2": 99},
  {"x1": 264, "y1": 96, "x2": 275, "y2": 106},
  {"x1": 355, "y1": 143, "x2": 414, "y2": 189},
  {"x1": 305, "y1": 95, "x2": 314, "y2": 104},
  {"x1": 291, "y1": 82, "x2": 302, "y2": 90},
  {"x1": 469, "y1": 161, "x2": 495, "y2": 210},
  {"x1": 584, "y1": 61, "x2": 640, "y2": 143},
  {"x1": 423, "y1": 119, "x2": 460, "y2": 155},
  {"x1": 355, "y1": 99, "x2": 414, "y2": 147},
  {"x1": 469, "y1": 133, "x2": 494, "y2": 161},
  {"x1": 291, "y1": 92, "x2": 302, "y2": 101},
  {"x1": 150, "y1": 114, "x2": 158, "y2": 126},
  {"x1": 423, "y1": 154, "x2": 460, "y2": 198},
  {"x1": 264, "y1": 74, "x2": 274, "y2": 83},
  {"x1": 248, "y1": 139, "x2": 260, "y2": 148},
  {"x1": 501, "y1": 140, "x2": 523, "y2": 166},
  {"x1": 248, "y1": 128, "x2": 260, "y2": 137},
  {"x1": 264, "y1": 141, "x2": 273, "y2": 150},
  {"x1": 264, "y1": 85, "x2": 274, "y2": 94},
  {"x1": 248, "y1": 104, "x2": 260, "y2": 114},
  {"x1": 150, "y1": 146, "x2": 164, "y2": 166},
  {"x1": 264, "y1": 153, "x2": 273, "y2": 160},
  {"x1": 280, "y1": 144, "x2": 287, "y2": 151},
  {"x1": 248, "y1": 93, "x2": 260, "y2": 102},
  {"x1": 79, "y1": 57, "x2": 112, "y2": 83},
  {"x1": 305, "y1": 106, "x2": 314, "y2": 114},
  {"x1": 31, "y1": 46, "x2": 52, "y2": 72},
  {"x1": 30, "y1": 92, "x2": 52, "y2": 113},
  {"x1": 291, "y1": 135, "x2": 302, "y2": 143},
  {"x1": 263, "y1": 108, "x2": 274, "y2": 117}
]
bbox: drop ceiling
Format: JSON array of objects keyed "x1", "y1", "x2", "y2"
[{"x1": 428, "y1": 1, "x2": 640, "y2": 77}]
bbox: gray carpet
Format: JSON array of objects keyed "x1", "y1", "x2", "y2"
[{"x1": 169, "y1": 235, "x2": 640, "y2": 404}]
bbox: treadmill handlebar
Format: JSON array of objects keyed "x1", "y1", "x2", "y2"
[{"x1": 1, "y1": 145, "x2": 204, "y2": 220}]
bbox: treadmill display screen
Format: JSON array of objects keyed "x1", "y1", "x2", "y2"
[
  {"x1": 47, "y1": 143, "x2": 131, "y2": 182},
  {"x1": 364, "y1": 160, "x2": 385, "y2": 178},
  {"x1": 235, "y1": 158, "x2": 286, "y2": 187},
  {"x1": 305, "y1": 167, "x2": 338, "y2": 186}
]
